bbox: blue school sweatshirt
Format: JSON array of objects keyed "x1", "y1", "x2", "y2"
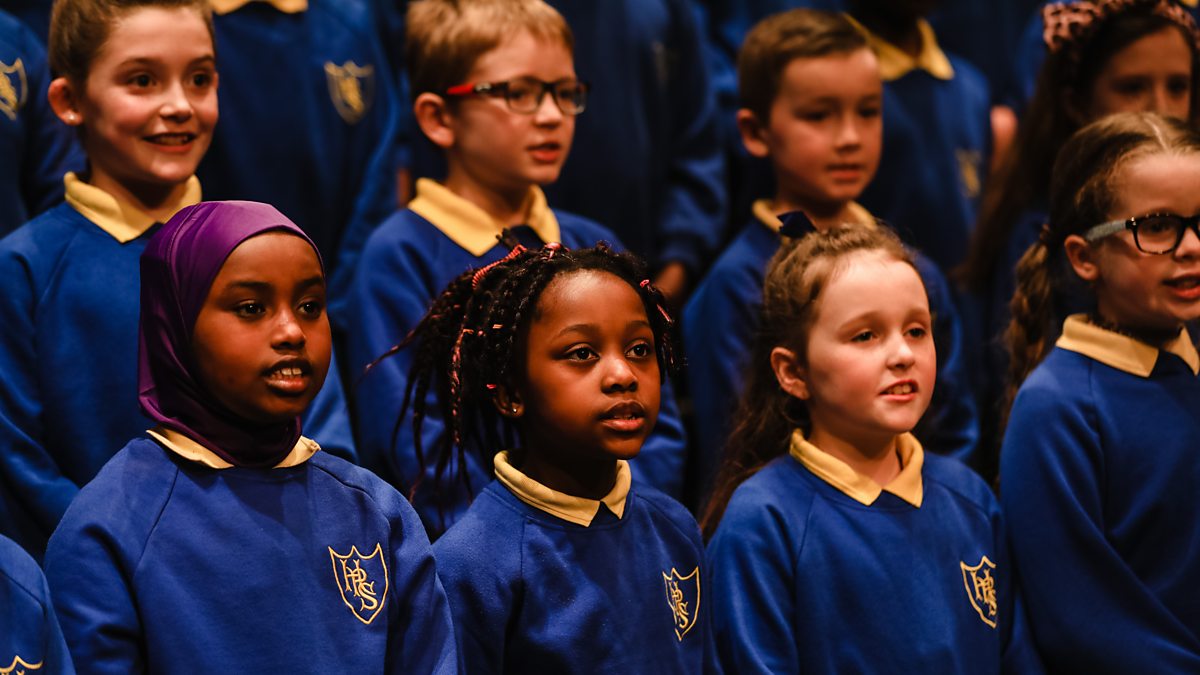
[
  {"x1": 433, "y1": 451, "x2": 709, "y2": 674},
  {"x1": 1001, "y1": 315, "x2": 1200, "y2": 672},
  {"x1": 197, "y1": 0, "x2": 400, "y2": 305},
  {"x1": 0, "y1": 177, "x2": 357, "y2": 558},
  {"x1": 707, "y1": 431, "x2": 1042, "y2": 673},
  {"x1": 683, "y1": 202, "x2": 978, "y2": 498},
  {"x1": 0, "y1": 10, "x2": 81, "y2": 234},
  {"x1": 0, "y1": 533, "x2": 73, "y2": 674},
  {"x1": 851, "y1": 17, "x2": 991, "y2": 272},
  {"x1": 44, "y1": 430, "x2": 456, "y2": 674},
  {"x1": 344, "y1": 179, "x2": 689, "y2": 536}
]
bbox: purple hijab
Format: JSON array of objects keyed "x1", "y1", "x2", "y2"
[{"x1": 138, "y1": 201, "x2": 324, "y2": 468}]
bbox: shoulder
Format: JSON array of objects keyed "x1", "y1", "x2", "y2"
[
  {"x1": 553, "y1": 209, "x2": 624, "y2": 250},
  {"x1": 362, "y1": 208, "x2": 441, "y2": 250},
  {"x1": 0, "y1": 534, "x2": 49, "y2": 608},
  {"x1": 307, "y1": 451, "x2": 415, "y2": 519},
  {"x1": 305, "y1": 0, "x2": 375, "y2": 35},
  {"x1": 433, "y1": 483, "x2": 524, "y2": 572},
  {"x1": 719, "y1": 458, "x2": 813, "y2": 534},
  {"x1": 0, "y1": 204, "x2": 87, "y2": 259},
  {"x1": 631, "y1": 483, "x2": 703, "y2": 546},
  {"x1": 946, "y1": 54, "x2": 991, "y2": 102},
  {"x1": 1011, "y1": 348, "x2": 1096, "y2": 413},
  {"x1": 686, "y1": 221, "x2": 774, "y2": 313},
  {"x1": 921, "y1": 454, "x2": 1000, "y2": 520},
  {"x1": 0, "y1": 11, "x2": 40, "y2": 54}
]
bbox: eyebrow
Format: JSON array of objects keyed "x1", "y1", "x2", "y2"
[
  {"x1": 553, "y1": 319, "x2": 652, "y2": 339},
  {"x1": 221, "y1": 276, "x2": 325, "y2": 293},
  {"x1": 117, "y1": 55, "x2": 216, "y2": 69}
]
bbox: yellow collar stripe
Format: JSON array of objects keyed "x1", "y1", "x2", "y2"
[
  {"x1": 209, "y1": 0, "x2": 307, "y2": 15},
  {"x1": 751, "y1": 199, "x2": 875, "y2": 234},
  {"x1": 493, "y1": 451, "x2": 630, "y2": 526},
  {"x1": 1056, "y1": 314, "x2": 1199, "y2": 377},
  {"x1": 409, "y1": 178, "x2": 561, "y2": 256},
  {"x1": 147, "y1": 426, "x2": 320, "y2": 469},
  {"x1": 64, "y1": 173, "x2": 202, "y2": 244},
  {"x1": 845, "y1": 15, "x2": 954, "y2": 81},
  {"x1": 789, "y1": 430, "x2": 924, "y2": 507}
]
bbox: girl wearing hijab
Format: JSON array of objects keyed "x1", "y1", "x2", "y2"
[{"x1": 42, "y1": 201, "x2": 457, "y2": 674}]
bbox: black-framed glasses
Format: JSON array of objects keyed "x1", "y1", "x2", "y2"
[
  {"x1": 444, "y1": 77, "x2": 588, "y2": 115},
  {"x1": 1083, "y1": 213, "x2": 1200, "y2": 254}
]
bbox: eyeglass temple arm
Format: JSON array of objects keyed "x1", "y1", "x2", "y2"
[{"x1": 1083, "y1": 219, "x2": 1129, "y2": 243}]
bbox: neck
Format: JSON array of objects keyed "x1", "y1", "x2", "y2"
[
  {"x1": 510, "y1": 446, "x2": 619, "y2": 501},
  {"x1": 771, "y1": 195, "x2": 858, "y2": 231},
  {"x1": 808, "y1": 426, "x2": 902, "y2": 487},
  {"x1": 853, "y1": 9, "x2": 922, "y2": 57},
  {"x1": 86, "y1": 169, "x2": 190, "y2": 222},
  {"x1": 443, "y1": 164, "x2": 532, "y2": 225},
  {"x1": 1089, "y1": 310, "x2": 1182, "y2": 349}
]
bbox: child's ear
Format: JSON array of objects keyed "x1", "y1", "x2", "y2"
[
  {"x1": 413, "y1": 92, "x2": 455, "y2": 150},
  {"x1": 737, "y1": 108, "x2": 771, "y2": 159},
  {"x1": 770, "y1": 346, "x2": 809, "y2": 401},
  {"x1": 491, "y1": 385, "x2": 525, "y2": 419},
  {"x1": 1063, "y1": 234, "x2": 1101, "y2": 283},
  {"x1": 48, "y1": 77, "x2": 84, "y2": 127}
]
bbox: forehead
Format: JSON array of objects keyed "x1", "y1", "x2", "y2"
[
  {"x1": 467, "y1": 28, "x2": 574, "y2": 82},
  {"x1": 1113, "y1": 152, "x2": 1200, "y2": 216},
  {"x1": 813, "y1": 251, "x2": 928, "y2": 325},
  {"x1": 776, "y1": 49, "x2": 881, "y2": 102},
  {"x1": 532, "y1": 270, "x2": 646, "y2": 327},
  {"x1": 213, "y1": 232, "x2": 322, "y2": 284},
  {"x1": 1104, "y1": 26, "x2": 1193, "y2": 74},
  {"x1": 94, "y1": 6, "x2": 213, "y2": 67}
]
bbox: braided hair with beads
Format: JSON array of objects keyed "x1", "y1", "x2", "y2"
[{"x1": 368, "y1": 240, "x2": 677, "y2": 513}]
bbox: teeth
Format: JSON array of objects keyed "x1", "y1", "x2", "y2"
[
  {"x1": 886, "y1": 383, "x2": 913, "y2": 395},
  {"x1": 272, "y1": 367, "x2": 303, "y2": 378},
  {"x1": 149, "y1": 134, "x2": 192, "y2": 146}
]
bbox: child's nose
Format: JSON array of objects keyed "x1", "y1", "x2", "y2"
[
  {"x1": 272, "y1": 310, "x2": 307, "y2": 349},
  {"x1": 159, "y1": 82, "x2": 194, "y2": 120},
  {"x1": 835, "y1": 115, "x2": 861, "y2": 148},
  {"x1": 887, "y1": 336, "x2": 916, "y2": 369},
  {"x1": 533, "y1": 91, "x2": 564, "y2": 124},
  {"x1": 601, "y1": 357, "x2": 638, "y2": 391}
]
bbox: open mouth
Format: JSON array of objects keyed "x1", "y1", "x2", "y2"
[
  {"x1": 144, "y1": 132, "x2": 197, "y2": 147},
  {"x1": 600, "y1": 401, "x2": 646, "y2": 432},
  {"x1": 881, "y1": 381, "x2": 917, "y2": 396},
  {"x1": 263, "y1": 361, "x2": 311, "y2": 394}
]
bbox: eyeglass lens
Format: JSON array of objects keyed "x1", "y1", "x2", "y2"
[
  {"x1": 1133, "y1": 215, "x2": 1199, "y2": 254},
  {"x1": 504, "y1": 77, "x2": 587, "y2": 114}
]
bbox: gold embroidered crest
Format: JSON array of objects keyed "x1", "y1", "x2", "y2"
[
  {"x1": 329, "y1": 543, "x2": 389, "y2": 625},
  {"x1": 324, "y1": 60, "x2": 374, "y2": 125},
  {"x1": 662, "y1": 566, "x2": 700, "y2": 640},
  {"x1": 0, "y1": 58, "x2": 28, "y2": 122},
  {"x1": 960, "y1": 555, "x2": 998, "y2": 628},
  {"x1": 1, "y1": 655, "x2": 43, "y2": 674}
]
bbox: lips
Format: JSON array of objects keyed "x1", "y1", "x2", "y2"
[
  {"x1": 599, "y1": 400, "x2": 646, "y2": 433},
  {"x1": 144, "y1": 132, "x2": 197, "y2": 151},
  {"x1": 1165, "y1": 274, "x2": 1200, "y2": 300},
  {"x1": 828, "y1": 163, "x2": 864, "y2": 180},
  {"x1": 529, "y1": 142, "x2": 562, "y2": 163},
  {"x1": 880, "y1": 380, "x2": 918, "y2": 398},
  {"x1": 263, "y1": 359, "x2": 312, "y2": 395}
]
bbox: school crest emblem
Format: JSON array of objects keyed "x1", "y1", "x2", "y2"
[
  {"x1": 0, "y1": 58, "x2": 28, "y2": 122},
  {"x1": 324, "y1": 60, "x2": 374, "y2": 125},
  {"x1": 662, "y1": 566, "x2": 700, "y2": 640},
  {"x1": 960, "y1": 555, "x2": 998, "y2": 628},
  {"x1": 329, "y1": 543, "x2": 389, "y2": 625},
  {"x1": 1, "y1": 655, "x2": 43, "y2": 674}
]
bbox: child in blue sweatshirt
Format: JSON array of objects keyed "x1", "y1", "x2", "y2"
[
  {"x1": 0, "y1": 0, "x2": 354, "y2": 558},
  {"x1": 1, "y1": 533, "x2": 73, "y2": 674},
  {"x1": 1002, "y1": 112, "x2": 1200, "y2": 671},
  {"x1": 44, "y1": 201, "x2": 456, "y2": 673},
  {"x1": 344, "y1": 0, "x2": 686, "y2": 537},
  {"x1": 396, "y1": 242, "x2": 708, "y2": 673},
  {"x1": 703, "y1": 225, "x2": 1041, "y2": 673}
]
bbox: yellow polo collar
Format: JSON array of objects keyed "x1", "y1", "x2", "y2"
[
  {"x1": 1056, "y1": 314, "x2": 1199, "y2": 377},
  {"x1": 845, "y1": 15, "x2": 954, "y2": 82},
  {"x1": 64, "y1": 172, "x2": 201, "y2": 244},
  {"x1": 789, "y1": 429, "x2": 924, "y2": 507},
  {"x1": 409, "y1": 178, "x2": 561, "y2": 257},
  {"x1": 494, "y1": 451, "x2": 630, "y2": 526},
  {"x1": 147, "y1": 426, "x2": 320, "y2": 469},
  {"x1": 752, "y1": 199, "x2": 874, "y2": 233},
  {"x1": 209, "y1": 0, "x2": 307, "y2": 15}
]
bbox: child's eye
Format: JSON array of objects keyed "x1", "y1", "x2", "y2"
[
  {"x1": 906, "y1": 326, "x2": 928, "y2": 339},
  {"x1": 191, "y1": 71, "x2": 215, "y2": 88},
  {"x1": 130, "y1": 74, "x2": 153, "y2": 88},
  {"x1": 850, "y1": 330, "x2": 874, "y2": 343},
  {"x1": 859, "y1": 105, "x2": 881, "y2": 119},
  {"x1": 298, "y1": 300, "x2": 324, "y2": 318},
  {"x1": 1113, "y1": 79, "x2": 1148, "y2": 97},
  {"x1": 627, "y1": 342, "x2": 654, "y2": 358},
  {"x1": 799, "y1": 110, "x2": 831, "y2": 122},
  {"x1": 234, "y1": 302, "x2": 264, "y2": 317},
  {"x1": 566, "y1": 346, "x2": 597, "y2": 361},
  {"x1": 1168, "y1": 77, "x2": 1191, "y2": 97}
]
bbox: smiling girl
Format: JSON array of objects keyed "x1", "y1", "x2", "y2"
[
  {"x1": 0, "y1": 0, "x2": 353, "y2": 559},
  {"x1": 396, "y1": 242, "x2": 707, "y2": 673},
  {"x1": 43, "y1": 201, "x2": 456, "y2": 673},
  {"x1": 703, "y1": 226, "x2": 1041, "y2": 673}
]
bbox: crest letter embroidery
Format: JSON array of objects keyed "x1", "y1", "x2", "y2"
[
  {"x1": 324, "y1": 61, "x2": 374, "y2": 124},
  {"x1": 960, "y1": 555, "x2": 999, "y2": 628},
  {"x1": 0, "y1": 59, "x2": 28, "y2": 122},
  {"x1": 662, "y1": 566, "x2": 700, "y2": 640},
  {"x1": 329, "y1": 543, "x2": 389, "y2": 624}
]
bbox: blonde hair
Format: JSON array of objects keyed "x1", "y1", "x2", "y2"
[
  {"x1": 405, "y1": 0, "x2": 573, "y2": 101},
  {"x1": 49, "y1": 0, "x2": 213, "y2": 83}
]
